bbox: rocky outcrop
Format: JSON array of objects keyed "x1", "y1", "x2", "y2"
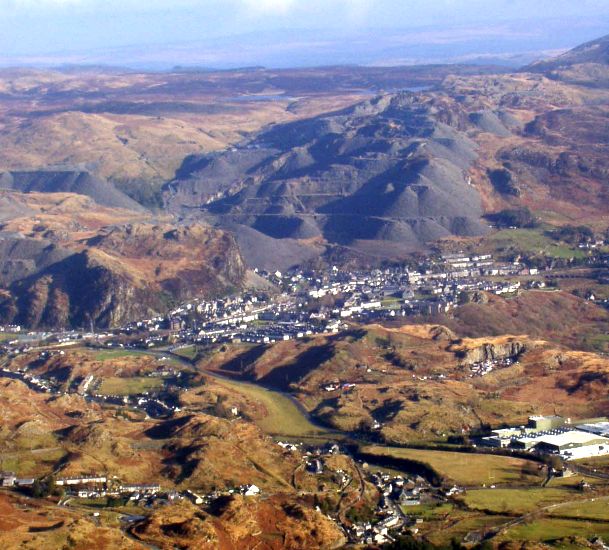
[
  {"x1": 449, "y1": 339, "x2": 527, "y2": 364},
  {"x1": 0, "y1": 223, "x2": 245, "y2": 329},
  {"x1": 0, "y1": 251, "x2": 152, "y2": 328}
]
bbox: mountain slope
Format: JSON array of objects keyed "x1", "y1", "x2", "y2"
[
  {"x1": 528, "y1": 34, "x2": 609, "y2": 71},
  {"x1": 0, "y1": 170, "x2": 144, "y2": 211},
  {"x1": 164, "y1": 92, "x2": 489, "y2": 263},
  {"x1": 526, "y1": 34, "x2": 609, "y2": 86},
  {"x1": 0, "y1": 193, "x2": 245, "y2": 329}
]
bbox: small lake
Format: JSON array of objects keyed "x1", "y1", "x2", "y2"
[{"x1": 228, "y1": 94, "x2": 296, "y2": 102}]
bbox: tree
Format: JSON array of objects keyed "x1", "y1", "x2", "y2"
[
  {"x1": 30, "y1": 477, "x2": 55, "y2": 498},
  {"x1": 486, "y1": 207, "x2": 537, "y2": 229},
  {"x1": 545, "y1": 454, "x2": 564, "y2": 473},
  {"x1": 30, "y1": 479, "x2": 44, "y2": 498},
  {"x1": 548, "y1": 225, "x2": 594, "y2": 245}
]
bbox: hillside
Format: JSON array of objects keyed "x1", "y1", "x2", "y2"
[
  {"x1": 0, "y1": 65, "x2": 474, "y2": 207},
  {"x1": 0, "y1": 348, "x2": 359, "y2": 549},
  {"x1": 438, "y1": 71, "x2": 609, "y2": 231},
  {"x1": 132, "y1": 496, "x2": 345, "y2": 550},
  {"x1": 0, "y1": 350, "x2": 297, "y2": 491},
  {"x1": 0, "y1": 171, "x2": 144, "y2": 211},
  {"x1": 164, "y1": 92, "x2": 489, "y2": 264},
  {"x1": 158, "y1": 55, "x2": 609, "y2": 267},
  {"x1": 527, "y1": 34, "x2": 609, "y2": 86},
  {"x1": 0, "y1": 192, "x2": 245, "y2": 328},
  {"x1": 199, "y1": 323, "x2": 609, "y2": 444},
  {"x1": 0, "y1": 39, "x2": 608, "y2": 319},
  {"x1": 0, "y1": 492, "x2": 142, "y2": 549},
  {"x1": 427, "y1": 290, "x2": 609, "y2": 352},
  {"x1": 0, "y1": 56, "x2": 608, "y2": 270}
]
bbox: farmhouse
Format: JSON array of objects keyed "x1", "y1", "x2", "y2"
[
  {"x1": 241, "y1": 484, "x2": 260, "y2": 496},
  {"x1": 185, "y1": 489, "x2": 205, "y2": 505},
  {"x1": 0, "y1": 472, "x2": 16, "y2": 487}
]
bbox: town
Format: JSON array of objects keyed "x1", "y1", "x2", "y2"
[
  {"x1": 2, "y1": 247, "x2": 604, "y2": 355},
  {"x1": 0, "y1": 246, "x2": 608, "y2": 546}
]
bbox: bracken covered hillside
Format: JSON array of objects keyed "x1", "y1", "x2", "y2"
[{"x1": 200, "y1": 323, "x2": 609, "y2": 445}]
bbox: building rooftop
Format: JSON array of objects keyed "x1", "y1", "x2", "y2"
[
  {"x1": 577, "y1": 422, "x2": 609, "y2": 437},
  {"x1": 533, "y1": 430, "x2": 609, "y2": 448}
]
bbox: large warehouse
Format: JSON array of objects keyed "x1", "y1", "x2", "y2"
[
  {"x1": 577, "y1": 421, "x2": 609, "y2": 438},
  {"x1": 529, "y1": 431, "x2": 609, "y2": 460}
]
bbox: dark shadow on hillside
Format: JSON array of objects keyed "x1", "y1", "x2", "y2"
[
  {"x1": 215, "y1": 344, "x2": 269, "y2": 374},
  {"x1": 257, "y1": 343, "x2": 336, "y2": 390},
  {"x1": 144, "y1": 415, "x2": 194, "y2": 439},
  {"x1": 159, "y1": 444, "x2": 202, "y2": 484}
]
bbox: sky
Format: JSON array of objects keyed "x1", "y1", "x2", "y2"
[{"x1": 1, "y1": 0, "x2": 609, "y2": 68}]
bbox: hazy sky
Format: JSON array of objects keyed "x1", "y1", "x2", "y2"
[{"x1": 1, "y1": 0, "x2": 609, "y2": 67}]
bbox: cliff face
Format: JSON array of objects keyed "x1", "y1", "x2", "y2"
[
  {"x1": 0, "y1": 201, "x2": 245, "y2": 329},
  {"x1": 86, "y1": 223, "x2": 246, "y2": 301},
  {"x1": 448, "y1": 338, "x2": 527, "y2": 364},
  {"x1": 7, "y1": 251, "x2": 152, "y2": 328}
]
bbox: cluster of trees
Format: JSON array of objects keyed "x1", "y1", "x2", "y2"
[
  {"x1": 487, "y1": 168, "x2": 519, "y2": 196},
  {"x1": 486, "y1": 207, "x2": 538, "y2": 229},
  {"x1": 30, "y1": 477, "x2": 63, "y2": 498},
  {"x1": 548, "y1": 225, "x2": 594, "y2": 245}
]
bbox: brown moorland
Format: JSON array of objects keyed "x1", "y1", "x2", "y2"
[
  {"x1": 131, "y1": 495, "x2": 346, "y2": 550},
  {"x1": 197, "y1": 322, "x2": 609, "y2": 444}
]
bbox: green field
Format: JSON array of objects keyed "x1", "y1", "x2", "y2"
[
  {"x1": 501, "y1": 517, "x2": 609, "y2": 543},
  {"x1": 0, "y1": 448, "x2": 64, "y2": 476},
  {"x1": 360, "y1": 446, "x2": 543, "y2": 486},
  {"x1": 486, "y1": 229, "x2": 587, "y2": 260},
  {"x1": 213, "y1": 376, "x2": 330, "y2": 438},
  {"x1": 400, "y1": 502, "x2": 455, "y2": 518},
  {"x1": 573, "y1": 455, "x2": 609, "y2": 473},
  {"x1": 426, "y1": 513, "x2": 511, "y2": 547},
  {"x1": 548, "y1": 497, "x2": 609, "y2": 521},
  {"x1": 91, "y1": 349, "x2": 142, "y2": 361},
  {"x1": 464, "y1": 487, "x2": 578, "y2": 515},
  {"x1": 97, "y1": 376, "x2": 164, "y2": 396},
  {"x1": 172, "y1": 345, "x2": 199, "y2": 361}
]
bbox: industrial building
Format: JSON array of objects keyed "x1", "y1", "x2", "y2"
[
  {"x1": 532, "y1": 431, "x2": 609, "y2": 460},
  {"x1": 527, "y1": 415, "x2": 568, "y2": 431},
  {"x1": 576, "y1": 421, "x2": 609, "y2": 438},
  {"x1": 479, "y1": 416, "x2": 609, "y2": 460}
]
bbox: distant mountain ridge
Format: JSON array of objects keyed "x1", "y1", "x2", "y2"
[
  {"x1": 527, "y1": 33, "x2": 609, "y2": 70},
  {"x1": 526, "y1": 33, "x2": 609, "y2": 86}
]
